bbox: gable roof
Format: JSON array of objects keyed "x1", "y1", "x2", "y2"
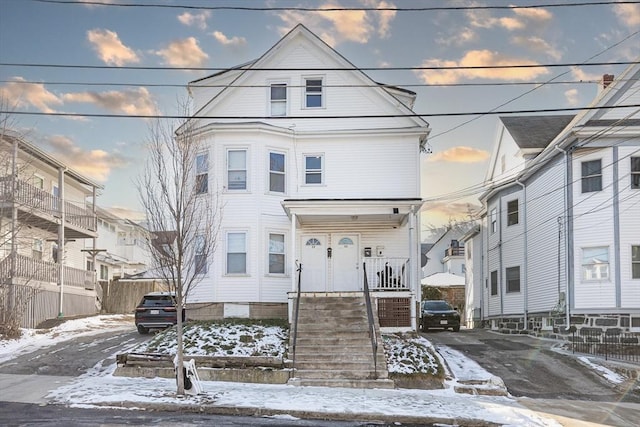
[
  {"x1": 187, "y1": 24, "x2": 429, "y2": 131},
  {"x1": 500, "y1": 115, "x2": 575, "y2": 149}
]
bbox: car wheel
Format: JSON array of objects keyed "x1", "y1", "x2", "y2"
[
  {"x1": 421, "y1": 322, "x2": 429, "y2": 332},
  {"x1": 137, "y1": 324, "x2": 149, "y2": 335},
  {"x1": 453, "y1": 326, "x2": 460, "y2": 332}
]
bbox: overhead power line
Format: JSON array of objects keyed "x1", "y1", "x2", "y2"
[
  {"x1": 1, "y1": 78, "x2": 626, "y2": 89},
  {"x1": 3, "y1": 103, "x2": 640, "y2": 120},
  {"x1": 0, "y1": 61, "x2": 637, "y2": 72},
  {"x1": 31, "y1": 0, "x2": 640, "y2": 12}
]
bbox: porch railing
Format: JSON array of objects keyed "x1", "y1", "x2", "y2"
[
  {"x1": 363, "y1": 257, "x2": 409, "y2": 290},
  {"x1": 0, "y1": 253, "x2": 96, "y2": 290},
  {"x1": 0, "y1": 175, "x2": 96, "y2": 232},
  {"x1": 362, "y1": 262, "x2": 378, "y2": 377}
]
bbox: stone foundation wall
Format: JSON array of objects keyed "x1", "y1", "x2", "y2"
[{"x1": 485, "y1": 313, "x2": 640, "y2": 344}]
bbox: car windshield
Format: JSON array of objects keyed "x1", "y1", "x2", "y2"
[
  {"x1": 423, "y1": 301, "x2": 453, "y2": 311},
  {"x1": 141, "y1": 296, "x2": 174, "y2": 307}
]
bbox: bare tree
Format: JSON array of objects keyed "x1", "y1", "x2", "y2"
[{"x1": 137, "y1": 102, "x2": 220, "y2": 395}]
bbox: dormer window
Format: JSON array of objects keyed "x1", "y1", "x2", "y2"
[
  {"x1": 270, "y1": 83, "x2": 287, "y2": 116},
  {"x1": 304, "y1": 78, "x2": 323, "y2": 108}
]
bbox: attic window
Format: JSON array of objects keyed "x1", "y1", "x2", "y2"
[
  {"x1": 270, "y1": 83, "x2": 287, "y2": 116},
  {"x1": 304, "y1": 78, "x2": 323, "y2": 108}
]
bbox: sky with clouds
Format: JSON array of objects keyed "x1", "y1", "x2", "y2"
[{"x1": 1, "y1": 0, "x2": 639, "y2": 238}]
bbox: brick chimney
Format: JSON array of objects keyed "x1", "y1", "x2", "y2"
[{"x1": 600, "y1": 74, "x2": 614, "y2": 91}]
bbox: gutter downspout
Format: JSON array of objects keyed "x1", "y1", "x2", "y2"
[
  {"x1": 553, "y1": 145, "x2": 571, "y2": 329},
  {"x1": 516, "y1": 179, "x2": 527, "y2": 330}
]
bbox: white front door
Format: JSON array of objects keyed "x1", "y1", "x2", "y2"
[
  {"x1": 331, "y1": 234, "x2": 360, "y2": 292},
  {"x1": 300, "y1": 234, "x2": 327, "y2": 292}
]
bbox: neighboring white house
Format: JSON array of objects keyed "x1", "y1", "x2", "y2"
[
  {"x1": 467, "y1": 64, "x2": 640, "y2": 336},
  {"x1": 184, "y1": 24, "x2": 429, "y2": 330},
  {"x1": 88, "y1": 206, "x2": 151, "y2": 285},
  {"x1": 0, "y1": 130, "x2": 102, "y2": 327},
  {"x1": 422, "y1": 225, "x2": 473, "y2": 278}
]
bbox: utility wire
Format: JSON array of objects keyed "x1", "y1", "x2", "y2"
[
  {"x1": 31, "y1": 0, "x2": 640, "y2": 12},
  {"x1": 4, "y1": 103, "x2": 638, "y2": 119},
  {"x1": 0, "y1": 61, "x2": 637, "y2": 72}
]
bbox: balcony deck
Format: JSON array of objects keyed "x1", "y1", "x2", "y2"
[
  {"x1": 0, "y1": 176, "x2": 96, "y2": 239},
  {"x1": 0, "y1": 253, "x2": 96, "y2": 290}
]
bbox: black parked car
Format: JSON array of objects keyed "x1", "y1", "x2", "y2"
[
  {"x1": 420, "y1": 300, "x2": 460, "y2": 332},
  {"x1": 134, "y1": 292, "x2": 184, "y2": 334}
]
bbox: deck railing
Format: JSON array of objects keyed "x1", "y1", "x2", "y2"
[
  {"x1": 363, "y1": 257, "x2": 409, "y2": 290},
  {"x1": 0, "y1": 253, "x2": 96, "y2": 290},
  {"x1": 0, "y1": 175, "x2": 96, "y2": 232}
]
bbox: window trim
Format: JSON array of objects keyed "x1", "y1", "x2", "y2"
[
  {"x1": 195, "y1": 152, "x2": 209, "y2": 195},
  {"x1": 268, "y1": 150, "x2": 286, "y2": 194},
  {"x1": 581, "y1": 246, "x2": 610, "y2": 281},
  {"x1": 507, "y1": 199, "x2": 519, "y2": 226},
  {"x1": 226, "y1": 231, "x2": 248, "y2": 275},
  {"x1": 631, "y1": 156, "x2": 640, "y2": 190},
  {"x1": 194, "y1": 234, "x2": 207, "y2": 275},
  {"x1": 505, "y1": 266, "x2": 521, "y2": 293},
  {"x1": 269, "y1": 82, "x2": 288, "y2": 117},
  {"x1": 632, "y1": 245, "x2": 640, "y2": 280},
  {"x1": 490, "y1": 208, "x2": 497, "y2": 234},
  {"x1": 226, "y1": 148, "x2": 248, "y2": 191},
  {"x1": 581, "y1": 159, "x2": 602, "y2": 193},
  {"x1": 490, "y1": 270, "x2": 498, "y2": 296},
  {"x1": 267, "y1": 232, "x2": 286, "y2": 275},
  {"x1": 304, "y1": 153, "x2": 324, "y2": 185},
  {"x1": 303, "y1": 76, "x2": 324, "y2": 109}
]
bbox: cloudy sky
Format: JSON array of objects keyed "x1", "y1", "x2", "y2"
[{"x1": 1, "y1": 0, "x2": 638, "y2": 238}]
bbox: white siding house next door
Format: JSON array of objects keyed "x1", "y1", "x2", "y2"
[
  {"x1": 301, "y1": 235, "x2": 327, "y2": 291},
  {"x1": 332, "y1": 234, "x2": 359, "y2": 292}
]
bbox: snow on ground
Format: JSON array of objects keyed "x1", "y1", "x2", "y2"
[
  {"x1": 577, "y1": 356, "x2": 626, "y2": 384},
  {"x1": 0, "y1": 315, "x2": 567, "y2": 426}
]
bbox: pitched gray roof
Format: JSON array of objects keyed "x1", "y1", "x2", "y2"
[{"x1": 500, "y1": 115, "x2": 575, "y2": 149}]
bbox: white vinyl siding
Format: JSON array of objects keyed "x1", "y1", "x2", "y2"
[
  {"x1": 526, "y1": 157, "x2": 566, "y2": 313},
  {"x1": 619, "y1": 147, "x2": 640, "y2": 306}
]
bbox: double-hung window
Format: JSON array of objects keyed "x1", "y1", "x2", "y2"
[
  {"x1": 632, "y1": 245, "x2": 640, "y2": 279},
  {"x1": 582, "y1": 247, "x2": 609, "y2": 280},
  {"x1": 268, "y1": 233, "x2": 285, "y2": 274},
  {"x1": 631, "y1": 157, "x2": 640, "y2": 189},
  {"x1": 490, "y1": 270, "x2": 498, "y2": 296},
  {"x1": 506, "y1": 266, "x2": 520, "y2": 293},
  {"x1": 581, "y1": 159, "x2": 602, "y2": 193},
  {"x1": 227, "y1": 149, "x2": 247, "y2": 190},
  {"x1": 304, "y1": 154, "x2": 323, "y2": 184},
  {"x1": 195, "y1": 152, "x2": 209, "y2": 194},
  {"x1": 227, "y1": 232, "x2": 247, "y2": 274},
  {"x1": 304, "y1": 78, "x2": 323, "y2": 108},
  {"x1": 270, "y1": 83, "x2": 287, "y2": 116},
  {"x1": 269, "y1": 152, "x2": 285, "y2": 193},
  {"x1": 194, "y1": 235, "x2": 207, "y2": 275},
  {"x1": 507, "y1": 199, "x2": 519, "y2": 226},
  {"x1": 32, "y1": 239, "x2": 43, "y2": 261},
  {"x1": 490, "y1": 208, "x2": 497, "y2": 234}
]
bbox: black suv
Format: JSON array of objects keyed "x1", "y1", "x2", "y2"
[
  {"x1": 134, "y1": 292, "x2": 183, "y2": 334},
  {"x1": 420, "y1": 300, "x2": 460, "y2": 332}
]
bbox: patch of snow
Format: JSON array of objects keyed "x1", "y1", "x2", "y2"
[{"x1": 577, "y1": 356, "x2": 625, "y2": 384}]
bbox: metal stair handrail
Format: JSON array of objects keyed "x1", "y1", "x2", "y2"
[
  {"x1": 362, "y1": 261, "x2": 378, "y2": 377},
  {"x1": 290, "y1": 262, "x2": 302, "y2": 379}
]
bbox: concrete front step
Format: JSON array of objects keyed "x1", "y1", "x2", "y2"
[
  {"x1": 295, "y1": 361, "x2": 378, "y2": 371},
  {"x1": 293, "y1": 369, "x2": 388, "y2": 380},
  {"x1": 288, "y1": 377, "x2": 395, "y2": 389}
]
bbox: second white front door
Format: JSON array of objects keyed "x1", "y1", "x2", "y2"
[{"x1": 331, "y1": 234, "x2": 360, "y2": 292}]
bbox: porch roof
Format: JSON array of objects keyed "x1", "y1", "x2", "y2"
[{"x1": 281, "y1": 198, "x2": 423, "y2": 227}]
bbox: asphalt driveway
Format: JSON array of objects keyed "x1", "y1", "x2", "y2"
[{"x1": 424, "y1": 328, "x2": 640, "y2": 402}]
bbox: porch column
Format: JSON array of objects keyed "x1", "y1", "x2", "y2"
[
  {"x1": 57, "y1": 167, "x2": 65, "y2": 318},
  {"x1": 409, "y1": 205, "x2": 418, "y2": 330}
]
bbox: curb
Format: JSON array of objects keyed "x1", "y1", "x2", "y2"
[{"x1": 93, "y1": 400, "x2": 502, "y2": 426}]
